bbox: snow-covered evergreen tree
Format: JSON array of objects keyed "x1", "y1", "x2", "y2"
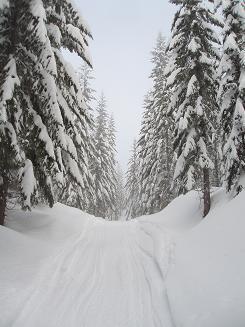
[
  {"x1": 133, "y1": 35, "x2": 174, "y2": 217},
  {"x1": 218, "y1": 0, "x2": 245, "y2": 194},
  {"x1": 91, "y1": 94, "x2": 117, "y2": 219},
  {"x1": 148, "y1": 34, "x2": 174, "y2": 210},
  {"x1": 106, "y1": 115, "x2": 118, "y2": 219},
  {"x1": 79, "y1": 63, "x2": 96, "y2": 111},
  {"x1": 60, "y1": 63, "x2": 96, "y2": 211},
  {"x1": 135, "y1": 93, "x2": 155, "y2": 216},
  {"x1": 114, "y1": 165, "x2": 126, "y2": 220},
  {"x1": 166, "y1": 0, "x2": 221, "y2": 217},
  {"x1": 125, "y1": 140, "x2": 140, "y2": 219},
  {"x1": 0, "y1": 0, "x2": 92, "y2": 224}
]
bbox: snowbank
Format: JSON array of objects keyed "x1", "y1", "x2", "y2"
[
  {"x1": 166, "y1": 189, "x2": 245, "y2": 327},
  {"x1": 138, "y1": 190, "x2": 202, "y2": 232}
]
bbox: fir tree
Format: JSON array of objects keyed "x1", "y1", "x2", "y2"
[
  {"x1": 125, "y1": 140, "x2": 140, "y2": 219},
  {"x1": 134, "y1": 35, "x2": 174, "y2": 217},
  {"x1": 148, "y1": 34, "x2": 174, "y2": 211},
  {"x1": 0, "y1": 0, "x2": 92, "y2": 224},
  {"x1": 60, "y1": 63, "x2": 96, "y2": 212},
  {"x1": 79, "y1": 63, "x2": 96, "y2": 111},
  {"x1": 114, "y1": 165, "x2": 126, "y2": 220},
  {"x1": 91, "y1": 94, "x2": 117, "y2": 219},
  {"x1": 218, "y1": 0, "x2": 245, "y2": 194},
  {"x1": 135, "y1": 93, "x2": 155, "y2": 216},
  {"x1": 106, "y1": 115, "x2": 118, "y2": 219},
  {"x1": 166, "y1": 0, "x2": 221, "y2": 217}
]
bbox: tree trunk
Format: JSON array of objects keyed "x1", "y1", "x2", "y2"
[
  {"x1": 203, "y1": 168, "x2": 211, "y2": 218},
  {"x1": 0, "y1": 180, "x2": 8, "y2": 226}
]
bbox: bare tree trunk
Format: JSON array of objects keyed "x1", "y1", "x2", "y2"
[
  {"x1": 0, "y1": 179, "x2": 8, "y2": 226},
  {"x1": 203, "y1": 168, "x2": 211, "y2": 218}
]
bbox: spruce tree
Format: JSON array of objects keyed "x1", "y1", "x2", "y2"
[
  {"x1": 135, "y1": 92, "x2": 155, "y2": 216},
  {"x1": 218, "y1": 0, "x2": 245, "y2": 194},
  {"x1": 134, "y1": 35, "x2": 174, "y2": 217},
  {"x1": 125, "y1": 140, "x2": 140, "y2": 219},
  {"x1": 79, "y1": 63, "x2": 96, "y2": 111},
  {"x1": 60, "y1": 63, "x2": 96, "y2": 211},
  {"x1": 0, "y1": 0, "x2": 92, "y2": 224},
  {"x1": 106, "y1": 115, "x2": 118, "y2": 219},
  {"x1": 91, "y1": 94, "x2": 117, "y2": 219},
  {"x1": 114, "y1": 165, "x2": 126, "y2": 220},
  {"x1": 148, "y1": 34, "x2": 174, "y2": 211},
  {"x1": 166, "y1": 0, "x2": 221, "y2": 217}
]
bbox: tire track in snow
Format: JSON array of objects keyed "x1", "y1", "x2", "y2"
[
  {"x1": 11, "y1": 218, "x2": 175, "y2": 327},
  {"x1": 131, "y1": 221, "x2": 175, "y2": 327}
]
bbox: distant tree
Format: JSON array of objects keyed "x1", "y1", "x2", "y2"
[
  {"x1": 133, "y1": 35, "x2": 174, "y2": 217},
  {"x1": 0, "y1": 0, "x2": 92, "y2": 225},
  {"x1": 125, "y1": 140, "x2": 140, "y2": 219},
  {"x1": 79, "y1": 63, "x2": 96, "y2": 111},
  {"x1": 166, "y1": 0, "x2": 221, "y2": 217},
  {"x1": 106, "y1": 115, "x2": 118, "y2": 219},
  {"x1": 91, "y1": 95, "x2": 117, "y2": 219},
  {"x1": 60, "y1": 63, "x2": 96, "y2": 211},
  {"x1": 218, "y1": 0, "x2": 245, "y2": 194},
  {"x1": 135, "y1": 93, "x2": 155, "y2": 216},
  {"x1": 114, "y1": 165, "x2": 126, "y2": 220},
  {"x1": 148, "y1": 34, "x2": 174, "y2": 210}
]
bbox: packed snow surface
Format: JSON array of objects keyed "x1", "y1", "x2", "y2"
[
  {"x1": 0, "y1": 190, "x2": 245, "y2": 326},
  {"x1": 1, "y1": 204, "x2": 176, "y2": 327}
]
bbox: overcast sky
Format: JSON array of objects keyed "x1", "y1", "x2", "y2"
[{"x1": 71, "y1": 0, "x2": 176, "y2": 171}]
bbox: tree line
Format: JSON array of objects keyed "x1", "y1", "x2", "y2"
[
  {"x1": 125, "y1": 0, "x2": 244, "y2": 218},
  {"x1": 0, "y1": 0, "x2": 124, "y2": 224}
]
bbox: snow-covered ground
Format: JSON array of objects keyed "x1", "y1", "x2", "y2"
[
  {"x1": 167, "y1": 189, "x2": 245, "y2": 327},
  {"x1": 0, "y1": 189, "x2": 244, "y2": 326}
]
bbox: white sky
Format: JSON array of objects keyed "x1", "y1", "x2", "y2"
[{"x1": 69, "y1": 0, "x2": 176, "y2": 171}]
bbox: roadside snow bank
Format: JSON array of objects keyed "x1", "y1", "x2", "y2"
[
  {"x1": 138, "y1": 190, "x2": 202, "y2": 232},
  {"x1": 6, "y1": 203, "x2": 94, "y2": 243},
  {"x1": 166, "y1": 189, "x2": 245, "y2": 327}
]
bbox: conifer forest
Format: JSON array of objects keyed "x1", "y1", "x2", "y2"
[{"x1": 0, "y1": 1, "x2": 244, "y2": 326}]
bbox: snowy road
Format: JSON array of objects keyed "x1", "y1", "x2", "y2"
[
  {"x1": 12, "y1": 218, "x2": 175, "y2": 327},
  {"x1": 3, "y1": 192, "x2": 244, "y2": 327}
]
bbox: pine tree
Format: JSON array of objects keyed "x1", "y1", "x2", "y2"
[
  {"x1": 60, "y1": 63, "x2": 96, "y2": 211},
  {"x1": 114, "y1": 165, "x2": 126, "y2": 220},
  {"x1": 166, "y1": 0, "x2": 221, "y2": 217},
  {"x1": 79, "y1": 63, "x2": 96, "y2": 111},
  {"x1": 148, "y1": 34, "x2": 174, "y2": 211},
  {"x1": 135, "y1": 92, "x2": 155, "y2": 216},
  {"x1": 218, "y1": 0, "x2": 245, "y2": 194},
  {"x1": 91, "y1": 94, "x2": 117, "y2": 219},
  {"x1": 0, "y1": 0, "x2": 92, "y2": 225},
  {"x1": 134, "y1": 35, "x2": 174, "y2": 217},
  {"x1": 125, "y1": 140, "x2": 140, "y2": 219},
  {"x1": 106, "y1": 115, "x2": 118, "y2": 219}
]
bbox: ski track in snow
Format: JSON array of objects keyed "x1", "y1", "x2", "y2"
[{"x1": 12, "y1": 218, "x2": 175, "y2": 327}]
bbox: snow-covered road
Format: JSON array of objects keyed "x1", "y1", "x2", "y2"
[
  {"x1": 12, "y1": 218, "x2": 175, "y2": 327},
  {"x1": 2, "y1": 191, "x2": 245, "y2": 327}
]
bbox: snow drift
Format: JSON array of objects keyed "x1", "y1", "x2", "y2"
[{"x1": 166, "y1": 189, "x2": 245, "y2": 327}]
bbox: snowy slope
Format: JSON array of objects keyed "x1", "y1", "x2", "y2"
[
  {"x1": 138, "y1": 190, "x2": 203, "y2": 231},
  {"x1": 166, "y1": 190, "x2": 245, "y2": 327},
  {"x1": 0, "y1": 190, "x2": 244, "y2": 326}
]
